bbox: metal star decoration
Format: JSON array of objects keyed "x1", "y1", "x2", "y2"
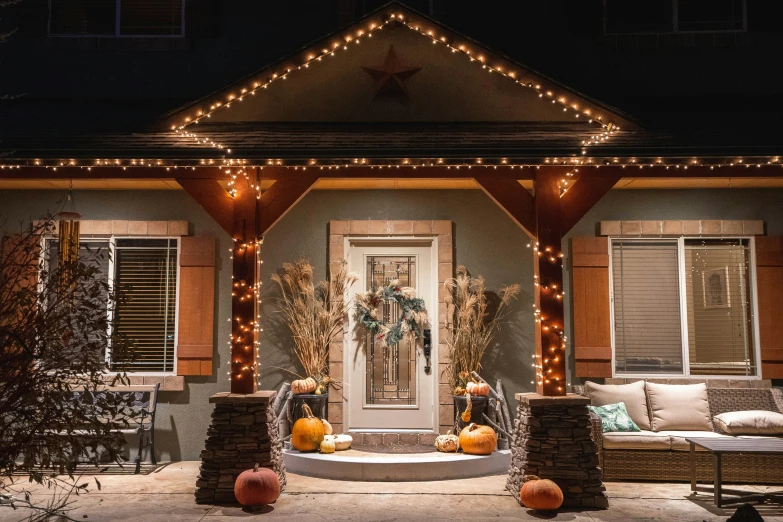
[{"x1": 361, "y1": 45, "x2": 422, "y2": 101}]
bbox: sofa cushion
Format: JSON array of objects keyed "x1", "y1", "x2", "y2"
[
  {"x1": 645, "y1": 382, "x2": 712, "y2": 431},
  {"x1": 602, "y1": 430, "x2": 671, "y2": 450},
  {"x1": 585, "y1": 381, "x2": 651, "y2": 430},
  {"x1": 713, "y1": 410, "x2": 783, "y2": 435},
  {"x1": 659, "y1": 431, "x2": 733, "y2": 451},
  {"x1": 588, "y1": 402, "x2": 641, "y2": 433}
]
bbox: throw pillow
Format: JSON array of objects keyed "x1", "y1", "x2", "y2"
[
  {"x1": 585, "y1": 380, "x2": 652, "y2": 430},
  {"x1": 587, "y1": 402, "x2": 641, "y2": 433},
  {"x1": 645, "y1": 382, "x2": 712, "y2": 431},
  {"x1": 713, "y1": 410, "x2": 783, "y2": 435}
]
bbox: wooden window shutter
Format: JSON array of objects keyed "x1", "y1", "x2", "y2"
[
  {"x1": 754, "y1": 236, "x2": 783, "y2": 379},
  {"x1": 572, "y1": 237, "x2": 613, "y2": 378},
  {"x1": 177, "y1": 236, "x2": 216, "y2": 376}
]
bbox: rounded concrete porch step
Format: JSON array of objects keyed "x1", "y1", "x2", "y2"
[{"x1": 283, "y1": 448, "x2": 511, "y2": 481}]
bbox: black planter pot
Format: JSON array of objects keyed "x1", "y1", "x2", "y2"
[
  {"x1": 452, "y1": 395, "x2": 488, "y2": 432},
  {"x1": 291, "y1": 393, "x2": 328, "y2": 423}
]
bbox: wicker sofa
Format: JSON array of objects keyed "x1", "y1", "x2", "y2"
[{"x1": 583, "y1": 379, "x2": 783, "y2": 484}]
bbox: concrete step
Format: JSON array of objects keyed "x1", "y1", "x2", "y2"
[{"x1": 283, "y1": 447, "x2": 511, "y2": 482}]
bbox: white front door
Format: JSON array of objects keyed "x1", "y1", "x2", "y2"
[{"x1": 345, "y1": 238, "x2": 438, "y2": 431}]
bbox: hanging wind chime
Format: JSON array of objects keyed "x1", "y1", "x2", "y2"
[{"x1": 57, "y1": 181, "x2": 81, "y2": 290}]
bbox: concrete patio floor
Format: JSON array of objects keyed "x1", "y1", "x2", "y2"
[{"x1": 1, "y1": 461, "x2": 782, "y2": 521}]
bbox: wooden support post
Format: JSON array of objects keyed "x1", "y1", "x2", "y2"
[
  {"x1": 230, "y1": 174, "x2": 259, "y2": 394},
  {"x1": 534, "y1": 169, "x2": 567, "y2": 396}
]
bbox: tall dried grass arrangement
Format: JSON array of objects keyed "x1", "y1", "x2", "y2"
[
  {"x1": 444, "y1": 265, "x2": 520, "y2": 389},
  {"x1": 271, "y1": 259, "x2": 358, "y2": 380}
]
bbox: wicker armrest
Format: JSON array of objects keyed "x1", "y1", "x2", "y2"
[
  {"x1": 772, "y1": 388, "x2": 783, "y2": 414},
  {"x1": 589, "y1": 411, "x2": 604, "y2": 450}
]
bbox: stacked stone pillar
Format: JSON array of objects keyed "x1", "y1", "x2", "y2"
[
  {"x1": 195, "y1": 391, "x2": 286, "y2": 504},
  {"x1": 506, "y1": 393, "x2": 607, "y2": 509}
]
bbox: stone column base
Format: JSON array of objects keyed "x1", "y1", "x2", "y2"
[
  {"x1": 506, "y1": 393, "x2": 607, "y2": 509},
  {"x1": 195, "y1": 391, "x2": 286, "y2": 504}
]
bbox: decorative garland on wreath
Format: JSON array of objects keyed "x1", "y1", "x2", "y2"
[{"x1": 355, "y1": 280, "x2": 427, "y2": 347}]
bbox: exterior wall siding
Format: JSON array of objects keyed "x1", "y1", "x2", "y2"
[{"x1": 2, "y1": 187, "x2": 782, "y2": 458}]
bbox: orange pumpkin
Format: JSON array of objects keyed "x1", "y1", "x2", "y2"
[
  {"x1": 458, "y1": 423, "x2": 497, "y2": 455},
  {"x1": 291, "y1": 403, "x2": 325, "y2": 451},
  {"x1": 466, "y1": 381, "x2": 490, "y2": 396},
  {"x1": 291, "y1": 377, "x2": 317, "y2": 395},
  {"x1": 234, "y1": 463, "x2": 280, "y2": 507},
  {"x1": 519, "y1": 475, "x2": 563, "y2": 512}
]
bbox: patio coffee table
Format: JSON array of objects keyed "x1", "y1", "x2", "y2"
[{"x1": 687, "y1": 437, "x2": 783, "y2": 508}]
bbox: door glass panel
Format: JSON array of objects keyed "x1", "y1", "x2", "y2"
[{"x1": 365, "y1": 255, "x2": 417, "y2": 406}]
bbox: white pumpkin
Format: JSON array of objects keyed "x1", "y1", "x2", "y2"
[{"x1": 332, "y1": 434, "x2": 353, "y2": 451}]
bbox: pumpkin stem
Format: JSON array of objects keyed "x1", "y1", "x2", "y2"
[
  {"x1": 523, "y1": 475, "x2": 541, "y2": 483},
  {"x1": 253, "y1": 463, "x2": 259, "y2": 472},
  {"x1": 301, "y1": 403, "x2": 315, "y2": 418},
  {"x1": 467, "y1": 423, "x2": 478, "y2": 431}
]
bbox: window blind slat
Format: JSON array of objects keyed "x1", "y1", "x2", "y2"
[
  {"x1": 613, "y1": 240, "x2": 684, "y2": 374},
  {"x1": 112, "y1": 243, "x2": 177, "y2": 372}
]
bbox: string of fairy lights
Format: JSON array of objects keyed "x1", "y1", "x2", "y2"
[
  {"x1": 2, "y1": 156, "x2": 782, "y2": 170},
  {"x1": 226, "y1": 168, "x2": 265, "y2": 385},
  {"x1": 164, "y1": 11, "x2": 619, "y2": 155}
]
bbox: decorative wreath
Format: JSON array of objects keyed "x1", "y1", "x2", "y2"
[{"x1": 355, "y1": 280, "x2": 427, "y2": 346}]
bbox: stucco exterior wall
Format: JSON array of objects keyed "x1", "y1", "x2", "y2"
[{"x1": 2, "y1": 187, "x2": 782, "y2": 459}]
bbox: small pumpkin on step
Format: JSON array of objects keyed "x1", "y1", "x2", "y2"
[
  {"x1": 291, "y1": 403, "x2": 325, "y2": 451},
  {"x1": 320, "y1": 435, "x2": 336, "y2": 454},
  {"x1": 519, "y1": 475, "x2": 563, "y2": 513},
  {"x1": 459, "y1": 423, "x2": 497, "y2": 455},
  {"x1": 434, "y1": 431, "x2": 459, "y2": 453}
]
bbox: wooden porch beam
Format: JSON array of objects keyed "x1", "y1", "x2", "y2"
[
  {"x1": 559, "y1": 173, "x2": 623, "y2": 236},
  {"x1": 258, "y1": 172, "x2": 319, "y2": 236},
  {"x1": 474, "y1": 177, "x2": 536, "y2": 239},
  {"x1": 176, "y1": 178, "x2": 234, "y2": 235}
]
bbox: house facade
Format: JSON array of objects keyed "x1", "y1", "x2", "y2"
[{"x1": 1, "y1": 1, "x2": 782, "y2": 462}]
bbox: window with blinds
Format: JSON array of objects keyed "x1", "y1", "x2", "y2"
[
  {"x1": 49, "y1": 0, "x2": 185, "y2": 36},
  {"x1": 111, "y1": 239, "x2": 178, "y2": 373},
  {"x1": 611, "y1": 237, "x2": 757, "y2": 376},
  {"x1": 612, "y1": 240, "x2": 684, "y2": 374},
  {"x1": 684, "y1": 239, "x2": 755, "y2": 375}
]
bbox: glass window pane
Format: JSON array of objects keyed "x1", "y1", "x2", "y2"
[
  {"x1": 605, "y1": 0, "x2": 673, "y2": 33},
  {"x1": 120, "y1": 0, "x2": 184, "y2": 36},
  {"x1": 112, "y1": 240, "x2": 177, "y2": 372},
  {"x1": 612, "y1": 240, "x2": 684, "y2": 374},
  {"x1": 678, "y1": 0, "x2": 745, "y2": 31},
  {"x1": 49, "y1": 0, "x2": 117, "y2": 36},
  {"x1": 43, "y1": 239, "x2": 111, "y2": 364},
  {"x1": 684, "y1": 239, "x2": 755, "y2": 375},
  {"x1": 364, "y1": 255, "x2": 417, "y2": 406}
]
